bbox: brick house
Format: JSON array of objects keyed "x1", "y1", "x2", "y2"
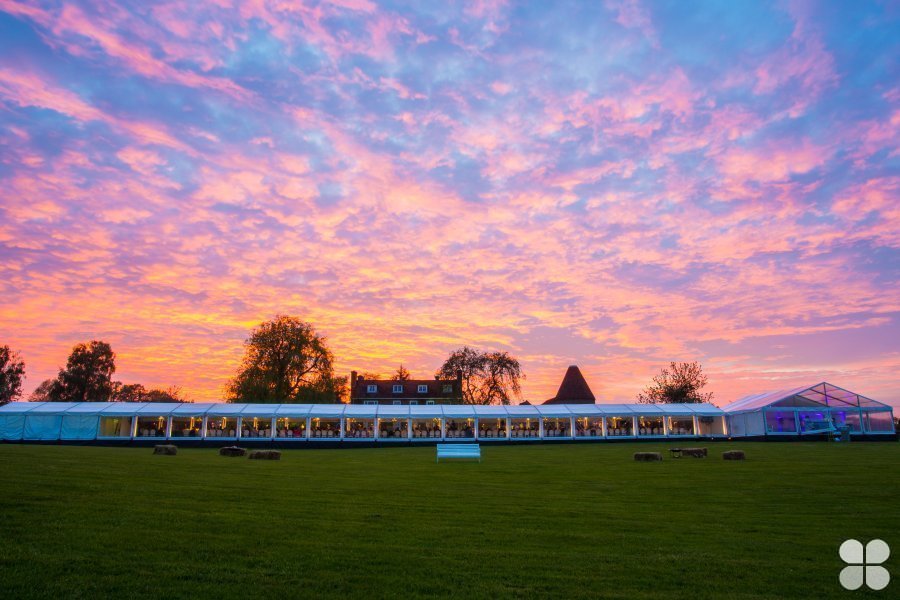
[{"x1": 349, "y1": 370, "x2": 464, "y2": 405}]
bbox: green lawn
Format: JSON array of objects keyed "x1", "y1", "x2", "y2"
[{"x1": 0, "y1": 442, "x2": 897, "y2": 599}]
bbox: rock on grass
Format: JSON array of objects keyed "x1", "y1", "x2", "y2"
[{"x1": 248, "y1": 450, "x2": 281, "y2": 460}]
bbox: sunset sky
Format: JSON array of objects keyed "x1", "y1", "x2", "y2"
[{"x1": 1, "y1": 1, "x2": 898, "y2": 406}]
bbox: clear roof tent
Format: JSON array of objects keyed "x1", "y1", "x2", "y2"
[{"x1": 723, "y1": 382, "x2": 892, "y2": 413}]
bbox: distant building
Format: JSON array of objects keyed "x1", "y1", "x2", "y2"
[
  {"x1": 349, "y1": 370, "x2": 464, "y2": 405},
  {"x1": 543, "y1": 365, "x2": 596, "y2": 404}
]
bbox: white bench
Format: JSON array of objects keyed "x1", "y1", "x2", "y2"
[{"x1": 436, "y1": 443, "x2": 481, "y2": 463}]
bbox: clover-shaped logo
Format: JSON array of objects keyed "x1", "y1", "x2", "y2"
[{"x1": 840, "y1": 539, "x2": 890, "y2": 590}]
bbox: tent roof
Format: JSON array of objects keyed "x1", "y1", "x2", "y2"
[
  {"x1": 135, "y1": 403, "x2": 183, "y2": 415},
  {"x1": 0, "y1": 402, "x2": 45, "y2": 414},
  {"x1": 343, "y1": 404, "x2": 377, "y2": 418},
  {"x1": 171, "y1": 403, "x2": 216, "y2": 415},
  {"x1": 25, "y1": 402, "x2": 80, "y2": 414},
  {"x1": 722, "y1": 382, "x2": 891, "y2": 413},
  {"x1": 0, "y1": 401, "x2": 727, "y2": 418},
  {"x1": 275, "y1": 404, "x2": 313, "y2": 417}
]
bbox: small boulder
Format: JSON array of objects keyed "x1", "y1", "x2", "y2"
[
  {"x1": 219, "y1": 446, "x2": 246, "y2": 457},
  {"x1": 683, "y1": 447, "x2": 708, "y2": 458},
  {"x1": 723, "y1": 450, "x2": 746, "y2": 461},
  {"x1": 248, "y1": 450, "x2": 282, "y2": 460},
  {"x1": 634, "y1": 452, "x2": 662, "y2": 462},
  {"x1": 153, "y1": 445, "x2": 177, "y2": 456}
]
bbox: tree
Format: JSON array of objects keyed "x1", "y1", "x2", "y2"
[
  {"x1": 391, "y1": 365, "x2": 411, "y2": 381},
  {"x1": 112, "y1": 383, "x2": 147, "y2": 402},
  {"x1": 637, "y1": 361, "x2": 713, "y2": 404},
  {"x1": 49, "y1": 341, "x2": 116, "y2": 402},
  {"x1": 1, "y1": 345, "x2": 26, "y2": 405},
  {"x1": 435, "y1": 346, "x2": 524, "y2": 405},
  {"x1": 29, "y1": 379, "x2": 56, "y2": 402},
  {"x1": 144, "y1": 386, "x2": 187, "y2": 403},
  {"x1": 112, "y1": 382, "x2": 188, "y2": 402},
  {"x1": 227, "y1": 315, "x2": 338, "y2": 403}
]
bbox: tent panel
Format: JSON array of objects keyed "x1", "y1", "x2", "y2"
[
  {"x1": 275, "y1": 404, "x2": 313, "y2": 417},
  {"x1": 172, "y1": 403, "x2": 216, "y2": 415},
  {"x1": 24, "y1": 415, "x2": 63, "y2": 440},
  {"x1": 64, "y1": 402, "x2": 117, "y2": 414},
  {"x1": 0, "y1": 415, "x2": 25, "y2": 440},
  {"x1": 239, "y1": 404, "x2": 280, "y2": 416},
  {"x1": 60, "y1": 415, "x2": 99, "y2": 440},
  {"x1": 206, "y1": 403, "x2": 247, "y2": 416},
  {"x1": 377, "y1": 405, "x2": 410, "y2": 418},
  {"x1": 442, "y1": 405, "x2": 475, "y2": 417}
]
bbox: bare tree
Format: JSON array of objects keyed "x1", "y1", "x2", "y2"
[
  {"x1": 637, "y1": 361, "x2": 713, "y2": 404},
  {"x1": 435, "y1": 346, "x2": 524, "y2": 405}
]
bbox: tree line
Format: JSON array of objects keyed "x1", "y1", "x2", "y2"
[
  {"x1": 1, "y1": 314, "x2": 715, "y2": 406},
  {"x1": 0, "y1": 315, "x2": 527, "y2": 405}
]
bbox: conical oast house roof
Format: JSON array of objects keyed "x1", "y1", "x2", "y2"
[{"x1": 543, "y1": 365, "x2": 596, "y2": 404}]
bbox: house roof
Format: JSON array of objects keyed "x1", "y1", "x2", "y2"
[
  {"x1": 543, "y1": 365, "x2": 596, "y2": 404},
  {"x1": 722, "y1": 382, "x2": 891, "y2": 413}
]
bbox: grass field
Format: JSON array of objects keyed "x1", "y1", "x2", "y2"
[{"x1": 0, "y1": 442, "x2": 897, "y2": 599}]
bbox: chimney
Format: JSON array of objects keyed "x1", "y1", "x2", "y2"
[
  {"x1": 456, "y1": 369, "x2": 463, "y2": 383},
  {"x1": 351, "y1": 371, "x2": 358, "y2": 390}
]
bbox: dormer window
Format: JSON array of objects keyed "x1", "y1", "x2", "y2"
[
  {"x1": 367, "y1": 384, "x2": 377, "y2": 393},
  {"x1": 392, "y1": 384, "x2": 403, "y2": 393},
  {"x1": 417, "y1": 384, "x2": 428, "y2": 393},
  {"x1": 442, "y1": 384, "x2": 453, "y2": 393}
]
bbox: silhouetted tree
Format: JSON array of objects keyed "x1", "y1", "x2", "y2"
[
  {"x1": 391, "y1": 365, "x2": 411, "y2": 381},
  {"x1": 0, "y1": 345, "x2": 26, "y2": 405},
  {"x1": 29, "y1": 379, "x2": 55, "y2": 402},
  {"x1": 112, "y1": 382, "x2": 188, "y2": 402},
  {"x1": 227, "y1": 315, "x2": 338, "y2": 403},
  {"x1": 637, "y1": 361, "x2": 713, "y2": 404},
  {"x1": 112, "y1": 383, "x2": 147, "y2": 402},
  {"x1": 435, "y1": 346, "x2": 524, "y2": 405},
  {"x1": 49, "y1": 341, "x2": 116, "y2": 402},
  {"x1": 144, "y1": 386, "x2": 187, "y2": 403}
]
